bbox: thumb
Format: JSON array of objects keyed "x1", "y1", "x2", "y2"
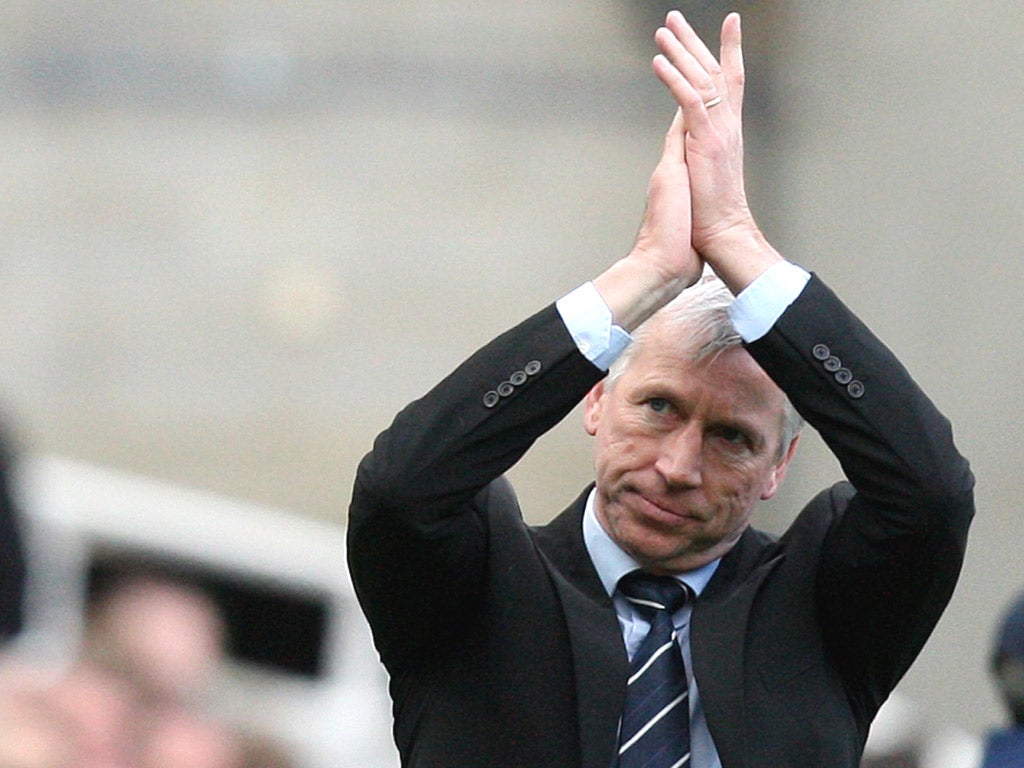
[{"x1": 662, "y1": 107, "x2": 686, "y2": 161}]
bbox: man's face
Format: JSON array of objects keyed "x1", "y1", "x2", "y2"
[{"x1": 584, "y1": 323, "x2": 797, "y2": 574}]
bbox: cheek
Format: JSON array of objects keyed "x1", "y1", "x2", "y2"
[
  {"x1": 703, "y1": 468, "x2": 765, "y2": 520},
  {"x1": 594, "y1": 419, "x2": 630, "y2": 461},
  {"x1": 595, "y1": 430, "x2": 657, "y2": 482},
  {"x1": 711, "y1": 449, "x2": 778, "y2": 491}
]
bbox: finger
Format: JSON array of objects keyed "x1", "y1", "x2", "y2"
[
  {"x1": 653, "y1": 28, "x2": 719, "y2": 112},
  {"x1": 719, "y1": 13, "x2": 745, "y2": 116},
  {"x1": 654, "y1": 23, "x2": 730, "y2": 120},
  {"x1": 652, "y1": 52, "x2": 706, "y2": 121},
  {"x1": 663, "y1": 11, "x2": 726, "y2": 96}
]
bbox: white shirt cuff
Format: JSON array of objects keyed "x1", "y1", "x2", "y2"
[
  {"x1": 728, "y1": 261, "x2": 811, "y2": 342},
  {"x1": 555, "y1": 282, "x2": 633, "y2": 372}
]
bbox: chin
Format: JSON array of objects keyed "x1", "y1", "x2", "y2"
[{"x1": 622, "y1": 531, "x2": 688, "y2": 568}]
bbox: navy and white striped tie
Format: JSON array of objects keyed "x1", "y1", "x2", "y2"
[{"x1": 616, "y1": 572, "x2": 694, "y2": 768}]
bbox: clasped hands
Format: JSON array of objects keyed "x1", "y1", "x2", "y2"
[{"x1": 592, "y1": 11, "x2": 782, "y2": 330}]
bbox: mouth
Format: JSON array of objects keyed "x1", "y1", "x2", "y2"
[{"x1": 633, "y1": 491, "x2": 703, "y2": 526}]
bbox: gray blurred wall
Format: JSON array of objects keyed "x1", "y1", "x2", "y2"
[{"x1": 0, "y1": 0, "x2": 1021, "y2": 745}]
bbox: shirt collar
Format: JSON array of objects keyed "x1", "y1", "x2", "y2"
[{"x1": 582, "y1": 488, "x2": 720, "y2": 597}]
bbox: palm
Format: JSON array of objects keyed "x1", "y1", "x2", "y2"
[{"x1": 632, "y1": 112, "x2": 703, "y2": 289}]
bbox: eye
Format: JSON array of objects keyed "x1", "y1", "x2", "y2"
[
  {"x1": 647, "y1": 397, "x2": 671, "y2": 414},
  {"x1": 711, "y1": 425, "x2": 751, "y2": 448}
]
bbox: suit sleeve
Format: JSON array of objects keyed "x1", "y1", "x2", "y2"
[
  {"x1": 746, "y1": 274, "x2": 975, "y2": 706},
  {"x1": 346, "y1": 304, "x2": 604, "y2": 669}
]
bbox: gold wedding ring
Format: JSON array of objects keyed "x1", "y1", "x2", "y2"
[{"x1": 703, "y1": 95, "x2": 723, "y2": 109}]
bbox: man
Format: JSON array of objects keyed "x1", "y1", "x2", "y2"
[{"x1": 347, "y1": 11, "x2": 974, "y2": 768}]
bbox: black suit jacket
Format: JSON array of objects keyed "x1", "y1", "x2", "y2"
[{"x1": 347, "y1": 275, "x2": 974, "y2": 768}]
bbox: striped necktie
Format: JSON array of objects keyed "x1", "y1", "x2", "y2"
[{"x1": 616, "y1": 572, "x2": 694, "y2": 768}]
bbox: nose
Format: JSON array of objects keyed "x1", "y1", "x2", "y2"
[{"x1": 654, "y1": 423, "x2": 703, "y2": 489}]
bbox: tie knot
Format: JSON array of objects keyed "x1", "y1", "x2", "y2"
[{"x1": 618, "y1": 572, "x2": 692, "y2": 616}]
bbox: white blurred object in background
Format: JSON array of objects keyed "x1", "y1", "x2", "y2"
[{"x1": 12, "y1": 453, "x2": 398, "y2": 768}]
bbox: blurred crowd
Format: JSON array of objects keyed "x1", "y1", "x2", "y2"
[
  {"x1": 0, "y1": 571, "x2": 294, "y2": 768},
  {"x1": 0, "y1": 425, "x2": 295, "y2": 768}
]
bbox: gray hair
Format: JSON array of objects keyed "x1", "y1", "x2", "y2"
[{"x1": 607, "y1": 273, "x2": 804, "y2": 457}]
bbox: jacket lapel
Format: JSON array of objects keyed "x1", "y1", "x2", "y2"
[
  {"x1": 534, "y1": 494, "x2": 787, "y2": 768},
  {"x1": 691, "y1": 527, "x2": 784, "y2": 768},
  {"x1": 533, "y1": 490, "x2": 628, "y2": 768}
]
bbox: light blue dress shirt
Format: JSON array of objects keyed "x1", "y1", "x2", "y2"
[
  {"x1": 583, "y1": 493, "x2": 722, "y2": 768},
  {"x1": 554, "y1": 262, "x2": 811, "y2": 768}
]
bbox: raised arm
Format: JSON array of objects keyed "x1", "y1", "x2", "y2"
[
  {"x1": 652, "y1": 9, "x2": 975, "y2": 702},
  {"x1": 348, "y1": 25, "x2": 719, "y2": 666}
]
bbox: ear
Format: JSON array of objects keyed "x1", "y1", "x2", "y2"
[
  {"x1": 583, "y1": 380, "x2": 606, "y2": 437},
  {"x1": 760, "y1": 433, "x2": 800, "y2": 500}
]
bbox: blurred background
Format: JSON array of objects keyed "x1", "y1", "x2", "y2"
[{"x1": 0, "y1": 0, "x2": 1021, "y2": 766}]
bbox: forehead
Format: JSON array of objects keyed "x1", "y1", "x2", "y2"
[{"x1": 622, "y1": 330, "x2": 785, "y2": 418}]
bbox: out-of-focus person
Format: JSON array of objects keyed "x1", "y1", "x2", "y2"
[
  {"x1": 0, "y1": 662, "x2": 74, "y2": 768},
  {"x1": 82, "y1": 571, "x2": 228, "y2": 703},
  {"x1": 0, "y1": 571, "x2": 295, "y2": 768},
  {"x1": 138, "y1": 707, "x2": 240, "y2": 768},
  {"x1": 980, "y1": 590, "x2": 1024, "y2": 768},
  {"x1": 85, "y1": 572, "x2": 257, "y2": 768}
]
